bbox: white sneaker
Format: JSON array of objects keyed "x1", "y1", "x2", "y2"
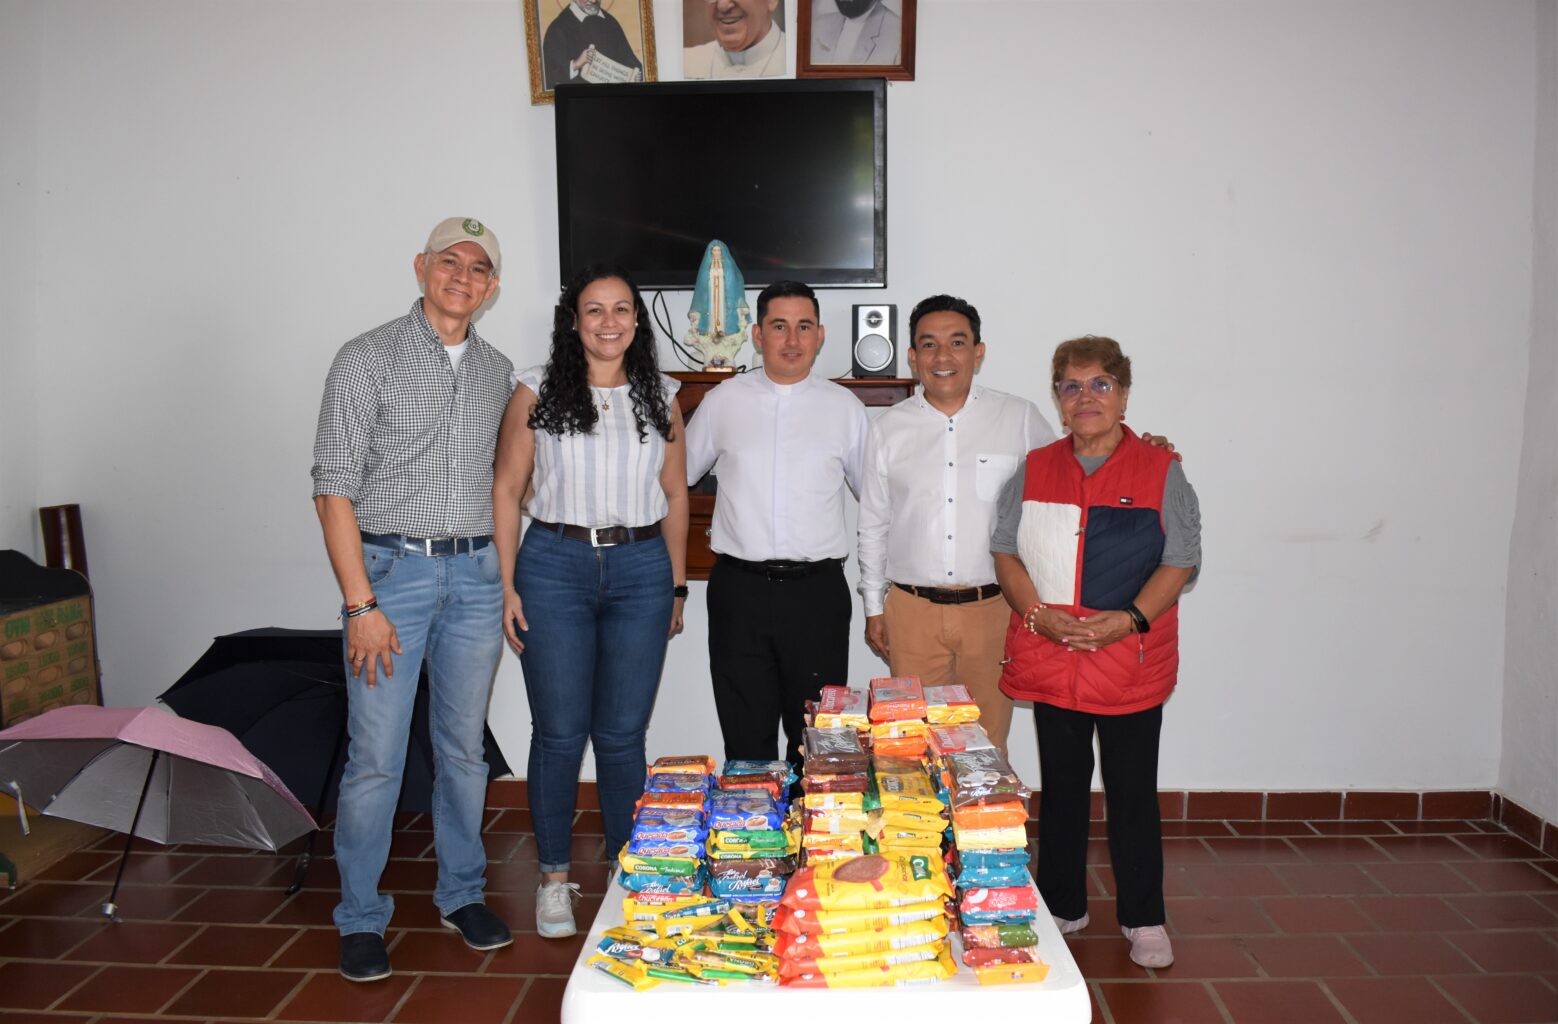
[
  {"x1": 536, "y1": 880, "x2": 581, "y2": 939},
  {"x1": 1054, "y1": 912, "x2": 1090, "y2": 935},
  {"x1": 1122, "y1": 924, "x2": 1174, "y2": 968}
]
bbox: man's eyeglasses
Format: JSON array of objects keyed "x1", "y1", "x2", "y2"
[
  {"x1": 1054, "y1": 374, "x2": 1120, "y2": 400},
  {"x1": 428, "y1": 253, "x2": 495, "y2": 279}
]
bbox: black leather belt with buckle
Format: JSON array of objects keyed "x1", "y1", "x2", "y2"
[
  {"x1": 892, "y1": 581, "x2": 1003, "y2": 605},
  {"x1": 359, "y1": 532, "x2": 492, "y2": 557},
  {"x1": 717, "y1": 553, "x2": 845, "y2": 581},
  {"x1": 532, "y1": 520, "x2": 663, "y2": 547}
]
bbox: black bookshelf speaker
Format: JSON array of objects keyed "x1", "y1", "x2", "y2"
[{"x1": 851, "y1": 304, "x2": 897, "y2": 378}]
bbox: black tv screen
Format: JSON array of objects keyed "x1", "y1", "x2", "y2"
[{"x1": 554, "y1": 78, "x2": 886, "y2": 289}]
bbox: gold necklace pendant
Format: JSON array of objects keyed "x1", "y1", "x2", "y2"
[{"x1": 595, "y1": 386, "x2": 610, "y2": 412}]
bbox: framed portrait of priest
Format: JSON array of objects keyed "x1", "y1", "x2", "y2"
[
  {"x1": 681, "y1": 0, "x2": 789, "y2": 80},
  {"x1": 524, "y1": 0, "x2": 659, "y2": 105},
  {"x1": 797, "y1": 0, "x2": 915, "y2": 81}
]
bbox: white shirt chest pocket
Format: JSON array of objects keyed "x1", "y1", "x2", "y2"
[{"x1": 974, "y1": 453, "x2": 1020, "y2": 501}]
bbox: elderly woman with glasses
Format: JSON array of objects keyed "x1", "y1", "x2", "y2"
[{"x1": 990, "y1": 335, "x2": 1201, "y2": 971}]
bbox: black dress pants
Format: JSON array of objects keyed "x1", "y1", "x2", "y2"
[
  {"x1": 706, "y1": 556, "x2": 851, "y2": 771},
  {"x1": 1034, "y1": 701, "x2": 1166, "y2": 927}
]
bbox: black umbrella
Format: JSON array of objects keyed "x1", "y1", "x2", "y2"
[{"x1": 160, "y1": 627, "x2": 510, "y2": 891}]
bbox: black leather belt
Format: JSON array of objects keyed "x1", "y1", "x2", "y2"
[
  {"x1": 893, "y1": 581, "x2": 1002, "y2": 605},
  {"x1": 360, "y1": 532, "x2": 492, "y2": 556},
  {"x1": 717, "y1": 553, "x2": 844, "y2": 581},
  {"x1": 532, "y1": 519, "x2": 662, "y2": 547}
]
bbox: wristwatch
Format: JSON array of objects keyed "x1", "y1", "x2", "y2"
[{"x1": 672, "y1": 584, "x2": 689, "y2": 599}]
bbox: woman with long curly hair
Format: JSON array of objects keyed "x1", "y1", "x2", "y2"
[{"x1": 492, "y1": 264, "x2": 688, "y2": 940}]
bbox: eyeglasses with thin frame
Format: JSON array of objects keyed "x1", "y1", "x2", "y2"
[
  {"x1": 427, "y1": 253, "x2": 495, "y2": 280},
  {"x1": 1054, "y1": 374, "x2": 1120, "y2": 401}
]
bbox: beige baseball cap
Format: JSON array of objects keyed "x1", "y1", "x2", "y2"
[{"x1": 424, "y1": 217, "x2": 501, "y2": 275}]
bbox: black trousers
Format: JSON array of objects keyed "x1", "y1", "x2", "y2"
[
  {"x1": 706, "y1": 557, "x2": 851, "y2": 771},
  {"x1": 1034, "y1": 701, "x2": 1165, "y2": 927}
]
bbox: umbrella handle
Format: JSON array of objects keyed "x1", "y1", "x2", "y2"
[
  {"x1": 4, "y1": 782, "x2": 26, "y2": 836},
  {"x1": 104, "y1": 749, "x2": 161, "y2": 920}
]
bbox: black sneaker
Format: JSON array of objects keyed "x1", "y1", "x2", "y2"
[
  {"x1": 338, "y1": 932, "x2": 391, "y2": 982},
  {"x1": 441, "y1": 902, "x2": 513, "y2": 951}
]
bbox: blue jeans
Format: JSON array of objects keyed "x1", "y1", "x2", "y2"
[
  {"x1": 332, "y1": 539, "x2": 504, "y2": 936},
  {"x1": 516, "y1": 525, "x2": 672, "y2": 871}
]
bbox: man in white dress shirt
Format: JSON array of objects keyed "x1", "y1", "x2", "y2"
[
  {"x1": 686, "y1": 281, "x2": 867, "y2": 769},
  {"x1": 856, "y1": 295, "x2": 1056, "y2": 751},
  {"x1": 684, "y1": 0, "x2": 787, "y2": 79}
]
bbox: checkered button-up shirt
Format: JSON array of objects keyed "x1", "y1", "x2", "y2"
[{"x1": 311, "y1": 299, "x2": 515, "y2": 538}]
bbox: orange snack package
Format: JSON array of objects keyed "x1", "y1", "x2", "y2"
[
  {"x1": 867, "y1": 677, "x2": 928, "y2": 722},
  {"x1": 950, "y1": 799, "x2": 1028, "y2": 830}
]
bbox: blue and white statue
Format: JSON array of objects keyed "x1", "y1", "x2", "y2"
[{"x1": 684, "y1": 240, "x2": 751, "y2": 368}]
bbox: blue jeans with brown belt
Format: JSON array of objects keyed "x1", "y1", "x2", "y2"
[
  {"x1": 514, "y1": 524, "x2": 672, "y2": 871},
  {"x1": 332, "y1": 537, "x2": 504, "y2": 936}
]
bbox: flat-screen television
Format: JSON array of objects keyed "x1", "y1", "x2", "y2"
[{"x1": 554, "y1": 78, "x2": 886, "y2": 289}]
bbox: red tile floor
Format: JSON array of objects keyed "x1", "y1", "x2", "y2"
[{"x1": 1, "y1": 799, "x2": 1555, "y2": 1024}]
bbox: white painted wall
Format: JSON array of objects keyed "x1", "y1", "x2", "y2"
[
  {"x1": 1500, "y1": 1, "x2": 1558, "y2": 825},
  {"x1": 0, "y1": 0, "x2": 42, "y2": 555},
  {"x1": 1, "y1": 0, "x2": 1547, "y2": 798}
]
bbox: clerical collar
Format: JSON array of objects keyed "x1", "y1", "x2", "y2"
[
  {"x1": 569, "y1": 1, "x2": 600, "y2": 22},
  {"x1": 724, "y1": 20, "x2": 780, "y2": 66}
]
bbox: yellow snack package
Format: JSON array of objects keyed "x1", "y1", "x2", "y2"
[
  {"x1": 622, "y1": 892, "x2": 711, "y2": 922},
  {"x1": 882, "y1": 808, "x2": 948, "y2": 832},
  {"x1": 803, "y1": 791, "x2": 866, "y2": 813},
  {"x1": 951, "y1": 823, "x2": 1029, "y2": 849},
  {"x1": 782, "y1": 945, "x2": 957, "y2": 988},
  {"x1": 923, "y1": 684, "x2": 981, "y2": 725},
  {"x1": 870, "y1": 718, "x2": 928, "y2": 741},
  {"x1": 782, "y1": 853, "x2": 952, "y2": 911},
  {"x1": 876, "y1": 772, "x2": 944, "y2": 815},
  {"x1": 773, "y1": 916, "x2": 949, "y2": 958},
  {"x1": 974, "y1": 961, "x2": 1051, "y2": 985},
  {"x1": 775, "y1": 899, "x2": 948, "y2": 935},
  {"x1": 777, "y1": 938, "x2": 946, "y2": 979},
  {"x1": 587, "y1": 953, "x2": 662, "y2": 990}
]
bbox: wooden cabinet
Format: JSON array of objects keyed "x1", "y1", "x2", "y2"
[{"x1": 670, "y1": 372, "x2": 917, "y2": 581}]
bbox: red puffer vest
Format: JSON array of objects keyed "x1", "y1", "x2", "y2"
[{"x1": 998, "y1": 428, "x2": 1179, "y2": 715}]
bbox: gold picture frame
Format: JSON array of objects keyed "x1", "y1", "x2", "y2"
[
  {"x1": 797, "y1": 0, "x2": 915, "y2": 81},
  {"x1": 524, "y1": 0, "x2": 658, "y2": 106}
]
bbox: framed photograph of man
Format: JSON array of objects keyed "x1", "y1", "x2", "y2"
[
  {"x1": 797, "y1": 0, "x2": 914, "y2": 80},
  {"x1": 681, "y1": 0, "x2": 789, "y2": 80},
  {"x1": 524, "y1": 0, "x2": 658, "y2": 105}
]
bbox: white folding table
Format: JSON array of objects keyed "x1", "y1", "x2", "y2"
[{"x1": 561, "y1": 881, "x2": 1092, "y2": 1022}]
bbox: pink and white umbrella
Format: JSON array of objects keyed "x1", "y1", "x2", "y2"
[{"x1": 0, "y1": 705, "x2": 317, "y2": 916}]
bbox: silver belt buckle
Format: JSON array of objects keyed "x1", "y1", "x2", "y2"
[
  {"x1": 423, "y1": 538, "x2": 434, "y2": 557},
  {"x1": 589, "y1": 526, "x2": 615, "y2": 548}
]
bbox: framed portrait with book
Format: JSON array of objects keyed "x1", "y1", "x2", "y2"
[
  {"x1": 797, "y1": 0, "x2": 915, "y2": 80},
  {"x1": 524, "y1": 0, "x2": 658, "y2": 105}
]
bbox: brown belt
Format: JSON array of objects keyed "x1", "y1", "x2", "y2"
[
  {"x1": 892, "y1": 581, "x2": 1002, "y2": 605},
  {"x1": 531, "y1": 520, "x2": 662, "y2": 547}
]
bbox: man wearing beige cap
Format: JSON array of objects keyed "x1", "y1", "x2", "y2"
[{"x1": 311, "y1": 217, "x2": 515, "y2": 982}]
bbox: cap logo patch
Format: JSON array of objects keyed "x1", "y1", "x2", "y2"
[
  {"x1": 462, "y1": 219, "x2": 485, "y2": 237},
  {"x1": 1119, "y1": 496, "x2": 1134, "y2": 505}
]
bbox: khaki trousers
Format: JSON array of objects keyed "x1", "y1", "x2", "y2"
[{"x1": 883, "y1": 585, "x2": 1014, "y2": 751}]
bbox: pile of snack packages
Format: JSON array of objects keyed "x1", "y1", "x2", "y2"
[{"x1": 585, "y1": 677, "x2": 1048, "y2": 991}]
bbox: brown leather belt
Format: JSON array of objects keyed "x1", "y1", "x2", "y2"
[
  {"x1": 531, "y1": 520, "x2": 662, "y2": 547},
  {"x1": 892, "y1": 581, "x2": 1002, "y2": 605}
]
